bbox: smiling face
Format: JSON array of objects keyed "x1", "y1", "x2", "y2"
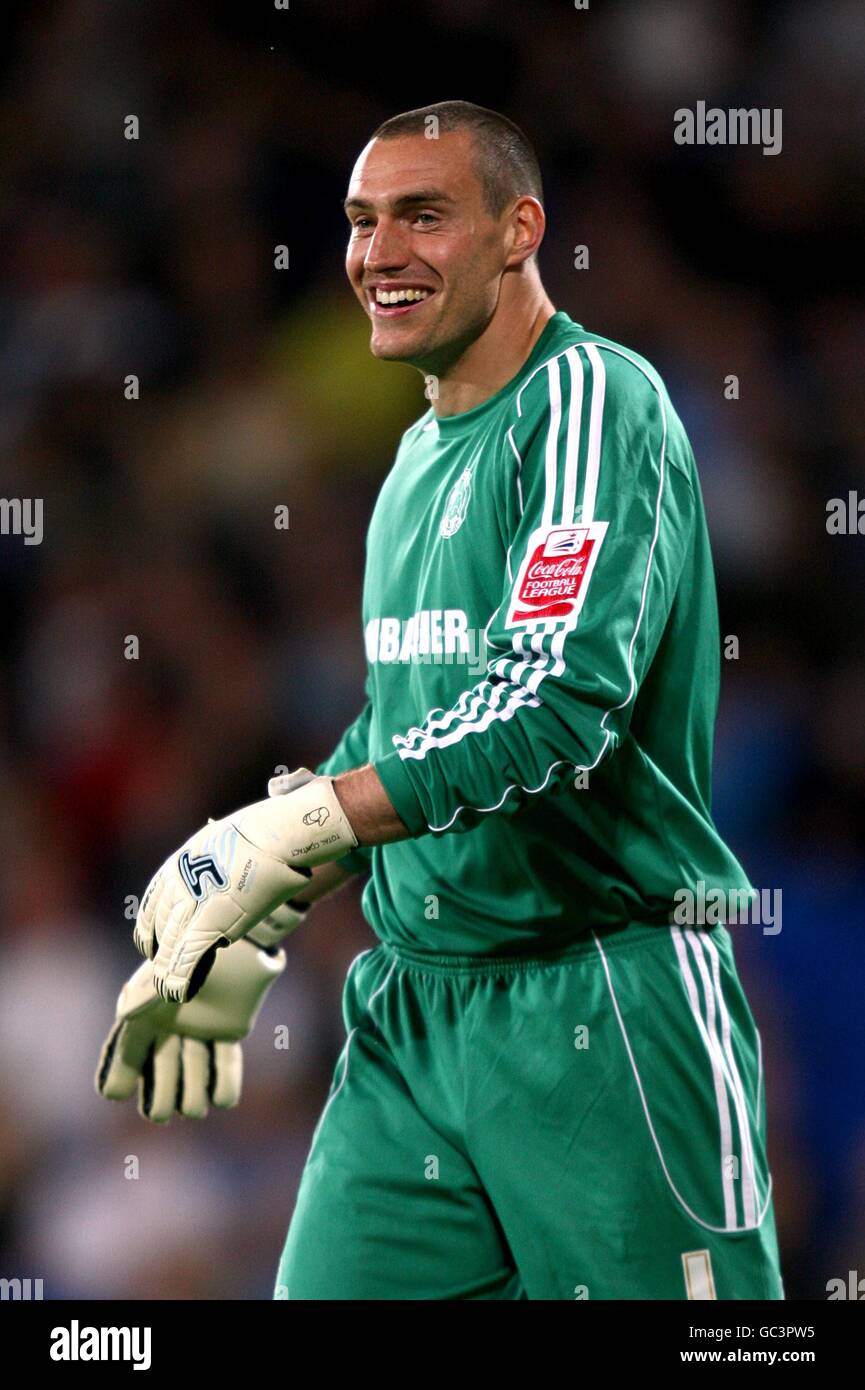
[{"x1": 344, "y1": 130, "x2": 511, "y2": 372}]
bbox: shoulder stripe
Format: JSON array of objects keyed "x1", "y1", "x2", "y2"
[
  {"x1": 581, "y1": 343, "x2": 606, "y2": 523},
  {"x1": 541, "y1": 356, "x2": 563, "y2": 530},
  {"x1": 561, "y1": 347, "x2": 585, "y2": 526}
]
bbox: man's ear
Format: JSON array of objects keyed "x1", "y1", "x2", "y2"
[{"x1": 505, "y1": 195, "x2": 545, "y2": 268}]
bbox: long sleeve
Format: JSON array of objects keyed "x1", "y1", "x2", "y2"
[
  {"x1": 372, "y1": 344, "x2": 696, "y2": 837},
  {"x1": 315, "y1": 700, "x2": 374, "y2": 873}
]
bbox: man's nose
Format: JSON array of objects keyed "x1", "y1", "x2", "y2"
[{"x1": 364, "y1": 217, "x2": 410, "y2": 272}]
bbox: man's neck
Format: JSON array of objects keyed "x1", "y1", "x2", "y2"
[{"x1": 430, "y1": 290, "x2": 557, "y2": 419}]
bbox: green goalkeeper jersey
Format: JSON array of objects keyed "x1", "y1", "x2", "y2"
[{"x1": 317, "y1": 309, "x2": 751, "y2": 956}]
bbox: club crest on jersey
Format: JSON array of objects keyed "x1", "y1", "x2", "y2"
[
  {"x1": 440, "y1": 467, "x2": 473, "y2": 538},
  {"x1": 505, "y1": 522, "x2": 608, "y2": 627}
]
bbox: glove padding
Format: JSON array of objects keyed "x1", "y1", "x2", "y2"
[
  {"x1": 134, "y1": 768, "x2": 357, "y2": 1003},
  {"x1": 96, "y1": 931, "x2": 296, "y2": 1122}
]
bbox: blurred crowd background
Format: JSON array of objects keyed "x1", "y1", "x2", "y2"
[{"x1": 0, "y1": 0, "x2": 863, "y2": 1300}]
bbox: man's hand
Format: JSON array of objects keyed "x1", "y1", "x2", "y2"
[
  {"x1": 96, "y1": 928, "x2": 299, "y2": 1122},
  {"x1": 134, "y1": 769, "x2": 358, "y2": 1003}
]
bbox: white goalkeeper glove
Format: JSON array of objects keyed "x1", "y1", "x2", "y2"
[
  {"x1": 133, "y1": 768, "x2": 357, "y2": 1004},
  {"x1": 96, "y1": 902, "x2": 307, "y2": 1122}
]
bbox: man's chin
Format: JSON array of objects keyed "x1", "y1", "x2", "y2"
[{"x1": 369, "y1": 328, "x2": 425, "y2": 364}]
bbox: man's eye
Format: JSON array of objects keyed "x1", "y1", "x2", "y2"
[
  {"x1": 414, "y1": 212, "x2": 438, "y2": 226},
  {"x1": 352, "y1": 217, "x2": 373, "y2": 231}
]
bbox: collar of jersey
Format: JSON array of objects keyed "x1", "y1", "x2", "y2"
[{"x1": 428, "y1": 311, "x2": 577, "y2": 438}]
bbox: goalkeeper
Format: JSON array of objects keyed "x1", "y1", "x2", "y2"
[{"x1": 97, "y1": 100, "x2": 784, "y2": 1301}]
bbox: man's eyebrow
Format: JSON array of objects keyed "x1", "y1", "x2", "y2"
[{"x1": 342, "y1": 189, "x2": 456, "y2": 213}]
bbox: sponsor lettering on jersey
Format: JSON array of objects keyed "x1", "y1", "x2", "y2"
[
  {"x1": 365, "y1": 609, "x2": 481, "y2": 668},
  {"x1": 505, "y1": 522, "x2": 608, "y2": 627}
]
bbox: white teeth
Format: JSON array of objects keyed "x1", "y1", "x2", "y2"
[{"x1": 374, "y1": 287, "x2": 431, "y2": 305}]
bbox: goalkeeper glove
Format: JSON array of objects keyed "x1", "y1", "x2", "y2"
[
  {"x1": 96, "y1": 902, "x2": 307, "y2": 1121},
  {"x1": 134, "y1": 768, "x2": 357, "y2": 1004}
]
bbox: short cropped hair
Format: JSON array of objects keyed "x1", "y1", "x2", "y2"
[{"x1": 370, "y1": 100, "x2": 544, "y2": 219}]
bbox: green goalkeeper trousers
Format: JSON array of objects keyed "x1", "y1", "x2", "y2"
[{"x1": 274, "y1": 922, "x2": 783, "y2": 1300}]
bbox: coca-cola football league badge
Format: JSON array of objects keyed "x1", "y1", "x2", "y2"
[{"x1": 505, "y1": 522, "x2": 608, "y2": 628}]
